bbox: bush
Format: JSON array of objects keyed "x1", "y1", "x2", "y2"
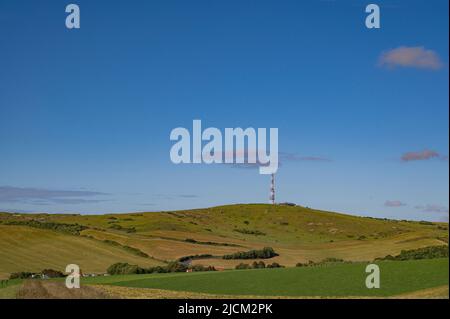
[
  {"x1": 108, "y1": 224, "x2": 136, "y2": 233},
  {"x1": 266, "y1": 262, "x2": 283, "y2": 268},
  {"x1": 146, "y1": 266, "x2": 168, "y2": 273},
  {"x1": 252, "y1": 261, "x2": 266, "y2": 269},
  {"x1": 107, "y1": 261, "x2": 204, "y2": 275},
  {"x1": 235, "y1": 263, "x2": 251, "y2": 270},
  {"x1": 189, "y1": 265, "x2": 216, "y2": 272},
  {"x1": 223, "y1": 247, "x2": 278, "y2": 260},
  {"x1": 107, "y1": 263, "x2": 144, "y2": 275},
  {"x1": 235, "y1": 261, "x2": 283, "y2": 270},
  {"x1": 41, "y1": 269, "x2": 65, "y2": 278},
  {"x1": 4, "y1": 220, "x2": 87, "y2": 235},
  {"x1": 233, "y1": 228, "x2": 266, "y2": 236},
  {"x1": 166, "y1": 261, "x2": 188, "y2": 273},
  {"x1": 376, "y1": 245, "x2": 448, "y2": 261},
  {"x1": 296, "y1": 258, "x2": 346, "y2": 267},
  {"x1": 9, "y1": 272, "x2": 34, "y2": 280},
  {"x1": 178, "y1": 254, "x2": 213, "y2": 262},
  {"x1": 184, "y1": 238, "x2": 239, "y2": 247},
  {"x1": 102, "y1": 240, "x2": 149, "y2": 258}
]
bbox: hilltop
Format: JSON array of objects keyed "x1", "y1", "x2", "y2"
[{"x1": 0, "y1": 204, "x2": 447, "y2": 279}]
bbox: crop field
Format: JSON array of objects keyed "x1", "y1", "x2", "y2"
[{"x1": 80, "y1": 258, "x2": 449, "y2": 298}]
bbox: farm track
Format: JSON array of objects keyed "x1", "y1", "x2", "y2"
[{"x1": 17, "y1": 280, "x2": 111, "y2": 299}]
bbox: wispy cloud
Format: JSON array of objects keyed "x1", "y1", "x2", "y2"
[
  {"x1": 415, "y1": 204, "x2": 449, "y2": 214},
  {"x1": 401, "y1": 149, "x2": 444, "y2": 162},
  {"x1": 384, "y1": 200, "x2": 406, "y2": 207},
  {"x1": 0, "y1": 186, "x2": 109, "y2": 205},
  {"x1": 379, "y1": 46, "x2": 443, "y2": 70},
  {"x1": 153, "y1": 194, "x2": 198, "y2": 200},
  {"x1": 279, "y1": 152, "x2": 332, "y2": 162},
  {"x1": 225, "y1": 152, "x2": 331, "y2": 171},
  {"x1": 177, "y1": 194, "x2": 198, "y2": 199}
]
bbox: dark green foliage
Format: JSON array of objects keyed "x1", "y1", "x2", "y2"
[
  {"x1": 252, "y1": 261, "x2": 266, "y2": 269},
  {"x1": 166, "y1": 261, "x2": 188, "y2": 273},
  {"x1": 296, "y1": 258, "x2": 347, "y2": 267},
  {"x1": 107, "y1": 263, "x2": 143, "y2": 275},
  {"x1": 4, "y1": 220, "x2": 87, "y2": 235},
  {"x1": 376, "y1": 245, "x2": 449, "y2": 261},
  {"x1": 107, "y1": 261, "x2": 216, "y2": 275},
  {"x1": 9, "y1": 269, "x2": 65, "y2": 279},
  {"x1": 122, "y1": 245, "x2": 148, "y2": 258},
  {"x1": 41, "y1": 269, "x2": 65, "y2": 278},
  {"x1": 235, "y1": 261, "x2": 284, "y2": 270},
  {"x1": 266, "y1": 262, "x2": 284, "y2": 268},
  {"x1": 147, "y1": 266, "x2": 168, "y2": 273},
  {"x1": 184, "y1": 238, "x2": 239, "y2": 247},
  {"x1": 235, "y1": 263, "x2": 251, "y2": 270},
  {"x1": 102, "y1": 240, "x2": 149, "y2": 258},
  {"x1": 223, "y1": 247, "x2": 278, "y2": 260},
  {"x1": 9, "y1": 272, "x2": 34, "y2": 279},
  {"x1": 233, "y1": 228, "x2": 266, "y2": 236},
  {"x1": 108, "y1": 224, "x2": 136, "y2": 233},
  {"x1": 189, "y1": 265, "x2": 216, "y2": 272},
  {"x1": 178, "y1": 254, "x2": 213, "y2": 262}
]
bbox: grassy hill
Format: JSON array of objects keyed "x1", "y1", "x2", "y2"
[{"x1": 0, "y1": 204, "x2": 448, "y2": 279}]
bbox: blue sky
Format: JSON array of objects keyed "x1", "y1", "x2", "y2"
[{"x1": 0, "y1": 0, "x2": 448, "y2": 221}]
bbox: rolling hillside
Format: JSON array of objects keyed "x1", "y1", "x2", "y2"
[{"x1": 0, "y1": 204, "x2": 448, "y2": 279}]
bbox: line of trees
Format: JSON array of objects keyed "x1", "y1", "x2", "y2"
[
  {"x1": 376, "y1": 245, "x2": 448, "y2": 261},
  {"x1": 223, "y1": 247, "x2": 278, "y2": 260},
  {"x1": 106, "y1": 262, "x2": 216, "y2": 275},
  {"x1": 9, "y1": 269, "x2": 65, "y2": 280},
  {"x1": 235, "y1": 261, "x2": 284, "y2": 270},
  {"x1": 3, "y1": 220, "x2": 87, "y2": 235}
]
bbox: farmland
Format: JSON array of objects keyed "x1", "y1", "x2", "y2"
[
  {"x1": 2, "y1": 258, "x2": 447, "y2": 299},
  {"x1": 80, "y1": 258, "x2": 448, "y2": 297},
  {"x1": 0, "y1": 204, "x2": 448, "y2": 280}
]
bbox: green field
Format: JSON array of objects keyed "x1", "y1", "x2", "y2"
[
  {"x1": 82, "y1": 259, "x2": 449, "y2": 297},
  {"x1": 0, "y1": 204, "x2": 448, "y2": 279}
]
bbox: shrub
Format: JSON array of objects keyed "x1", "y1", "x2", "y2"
[
  {"x1": 251, "y1": 261, "x2": 265, "y2": 269},
  {"x1": 296, "y1": 258, "x2": 346, "y2": 267},
  {"x1": 233, "y1": 228, "x2": 266, "y2": 236},
  {"x1": 166, "y1": 261, "x2": 188, "y2": 273},
  {"x1": 223, "y1": 247, "x2": 278, "y2": 260},
  {"x1": 178, "y1": 254, "x2": 213, "y2": 262},
  {"x1": 103, "y1": 240, "x2": 149, "y2": 258},
  {"x1": 266, "y1": 262, "x2": 283, "y2": 268},
  {"x1": 41, "y1": 269, "x2": 65, "y2": 278},
  {"x1": 189, "y1": 265, "x2": 216, "y2": 272},
  {"x1": 4, "y1": 220, "x2": 87, "y2": 235},
  {"x1": 108, "y1": 224, "x2": 136, "y2": 233},
  {"x1": 376, "y1": 245, "x2": 448, "y2": 261},
  {"x1": 107, "y1": 263, "x2": 143, "y2": 275},
  {"x1": 183, "y1": 238, "x2": 239, "y2": 247},
  {"x1": 235, "y1": 263, "x2": 251, "y2": 270},
  {"x1": 9, "y1": 272, "x2": 34, "y2": 280}
]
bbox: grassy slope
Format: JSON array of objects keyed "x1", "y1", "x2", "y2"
[
  {"x1": 82, "y1": 259, "x2": 449, "y2": 297},
  {"x1": 0, "y1": 225, "x2": 163, "y2": 279},
  {"x1": 0, "y1": 204, "x2": 448, "y2": 277}
]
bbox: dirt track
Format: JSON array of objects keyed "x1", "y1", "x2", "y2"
[{"x1": 17, "y1": 280, "x2": 112, "y2": 299}]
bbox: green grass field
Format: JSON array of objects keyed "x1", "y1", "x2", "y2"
[
  {"x1": 0, "y1": 204, "x2": 448, "y2": 279},
  {"x1": 82, "y1": 258, "x2": 449, "y2": 297}
]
